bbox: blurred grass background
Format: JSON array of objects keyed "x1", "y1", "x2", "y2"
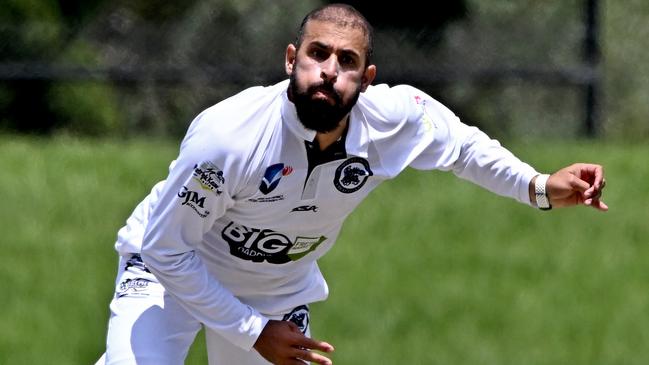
[{"x1": 1, "y1": 135, "x2": 645, "y2": 364}]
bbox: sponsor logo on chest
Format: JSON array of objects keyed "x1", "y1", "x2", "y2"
[{"x1": 221, "y1": 222, "x2": 326, "y2": 264}]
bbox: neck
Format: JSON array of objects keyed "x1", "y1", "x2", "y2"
[{"x1": 315, "y1": 117, "x2": 348, "y2": 151}]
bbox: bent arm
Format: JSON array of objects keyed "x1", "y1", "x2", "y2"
[{"x1": 140, "y1": 117, "x2": 268, "y2": 350}]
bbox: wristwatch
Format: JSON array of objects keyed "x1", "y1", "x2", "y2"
[{"x1": 534, "y1": 174, "x2": 552, "y2": 210}]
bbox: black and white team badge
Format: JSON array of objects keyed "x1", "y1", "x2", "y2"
[
  {"x1": 282, "y1": 305, "x2": 310, "y2": 334},
  {"x1": 334, "y1": 157, "x2": 373, "y2": 193}
]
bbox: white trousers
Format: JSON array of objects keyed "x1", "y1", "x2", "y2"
[{"x1": 99, "y1": 255, "x2": 310, "y2": 365}]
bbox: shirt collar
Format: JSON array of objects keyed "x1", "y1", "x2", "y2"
[
  {"x1": 345, "y1": 107, "x2": 370, "y2": 159},
  {"x1": 280, "y1": 82, "x2": 370, "y2": 158}
]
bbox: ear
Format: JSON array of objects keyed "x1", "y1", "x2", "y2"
[
  {"x1": 285, "y1": 44, "x2": 297, "y2": 76},
  {"x1": 360, "y1": 64, "x2": 377, "y2": 92}
]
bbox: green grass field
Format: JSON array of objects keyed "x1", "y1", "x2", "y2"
[{"x1": 1, "y1": 135, "x2": 646, "y2": 364}]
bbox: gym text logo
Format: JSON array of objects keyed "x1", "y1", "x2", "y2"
[{"x1": 178, "y1": 186, "x2": 210, "y2": 218}]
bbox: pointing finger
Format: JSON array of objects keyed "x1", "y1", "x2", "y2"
[
  {"x1": 300, "y1": 337, "x2": 334, "y2": 353},
  {"x1": 585, "y1": 198, "x2": 609, "y2": 211},
  {"x1": 294, "y1": 348, "x2": 333, "y2": 365}
]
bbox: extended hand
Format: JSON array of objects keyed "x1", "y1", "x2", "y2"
[
  {"x1": 546, "y1": 163, "x2": 608, "y2": 211},
  {"x1": 254, "y1": 320, "x2": 335, "y2": 365}
]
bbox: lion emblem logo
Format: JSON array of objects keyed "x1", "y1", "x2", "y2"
[{"x1": 334, "y1": 157, "x2": 373, "y2": 193}]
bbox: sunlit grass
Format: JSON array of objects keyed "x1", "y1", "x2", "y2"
[{"x1": 0, "y1": 135, "x2": 645, "y2": 364}]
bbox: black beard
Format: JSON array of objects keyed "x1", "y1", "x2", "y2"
[{"x1": 289, "y1": 73, "x2": 360, "y2": 133}]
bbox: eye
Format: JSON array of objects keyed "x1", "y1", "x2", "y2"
[
  {"x1": 339, "y1": 54, "x2": 356, "y2": 66},
  {"x1": 310, "y1": 49, "x2": 328, "y2": 61}
]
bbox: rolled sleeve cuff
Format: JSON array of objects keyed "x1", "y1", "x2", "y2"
[
  {"x1": 519, "y1": 170, "x2": 540, "y2": 206},
  {"x1": 232, "y1": 311, "x2": 270, "y2": 351}
]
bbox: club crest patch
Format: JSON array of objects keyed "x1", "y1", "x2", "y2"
[
  {"x1": 282, "y1": 305, "x2": 310, "y2": 334},
  {"x1": 333, "y1": 157, "x2": 372, "y2": 193}
]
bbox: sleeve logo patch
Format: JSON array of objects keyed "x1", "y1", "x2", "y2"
[
  {"x1": 178, "y1": 186, "x2": 210, "y2": 218},
  {"x1": 117, "y1": 278, "x2": 154, "y2": 298},
  {"x1": 193, "y1": 161, "x2": 224, "y2": 195},
  {"x1": 415, "y1": 95, "x2": 437, "y2": 133}
]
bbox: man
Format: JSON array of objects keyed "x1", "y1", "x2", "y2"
[{"x1": 98, "y1": 3, "x2": 607, "y2": 365}]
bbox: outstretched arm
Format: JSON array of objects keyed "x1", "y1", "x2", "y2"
[{"x1": 529, "y1": 163, "x2": 608, "y2": 211}]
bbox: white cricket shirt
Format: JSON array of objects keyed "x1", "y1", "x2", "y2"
[{"x1": 115, "y1": 80, "x2": 539, "y2": 350}]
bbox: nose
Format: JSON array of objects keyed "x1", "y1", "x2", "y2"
[{"x1": 320, "y1": 55, "x2": 338, "y2": 83}]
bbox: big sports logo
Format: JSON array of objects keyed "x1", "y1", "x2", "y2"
[{"x1": 221, "y1": 222, "x2": 326, "y2": 264}]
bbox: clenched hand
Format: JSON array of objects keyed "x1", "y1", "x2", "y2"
[
  {"x1": 254, "y1": 320, "x2": 335, "y2": 365},
  {"x1": 546, "y1": 163, "x2": 608, "y2": 211}
]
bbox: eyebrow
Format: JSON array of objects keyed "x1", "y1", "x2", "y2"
[{"x1": 309, "y1": 41, "x2": 361, "y2": 60}]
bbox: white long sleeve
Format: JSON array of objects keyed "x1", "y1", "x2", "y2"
[{"x1": 140, "y1": 99, "x2": 273, "y2": 350}]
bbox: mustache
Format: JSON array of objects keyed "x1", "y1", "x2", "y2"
[{"x1": 307, "y1": 82, "x2": 342, "y2": 103}]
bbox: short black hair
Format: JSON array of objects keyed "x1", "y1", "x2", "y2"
[{"x1": 295, "y1": 3, "x2": 374, "y2": 67}]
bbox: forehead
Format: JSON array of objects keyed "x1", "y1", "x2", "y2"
[{"x1": 301, "y1": 20, "x2": 368, "y2": 55}]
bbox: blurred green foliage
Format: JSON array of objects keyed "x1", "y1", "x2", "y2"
[
  {"x1": 0, "y1": 1, "x2": 648, "y2": 140},
  {"x1": 602, "y1": 0, "x2": 649, "y2": 140}
]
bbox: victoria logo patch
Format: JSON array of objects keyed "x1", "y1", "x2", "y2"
[
  {"x1": 334, "y1": 157, "x2": 373, "y2": 193},
  {"x1": 259, "y1": 163, "x2": 293, "y2": 195}
]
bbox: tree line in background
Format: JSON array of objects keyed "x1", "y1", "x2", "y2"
[
  {"x1": 0, "y1": 0, "x2": 468, "y2": 137},
  {"x1": 1, "y1": 0, "x2": 648, "y2": 140}
]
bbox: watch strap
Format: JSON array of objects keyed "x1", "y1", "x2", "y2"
[{"x1": 534, "y1": 174, "x2": 552, "y2": 210}]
